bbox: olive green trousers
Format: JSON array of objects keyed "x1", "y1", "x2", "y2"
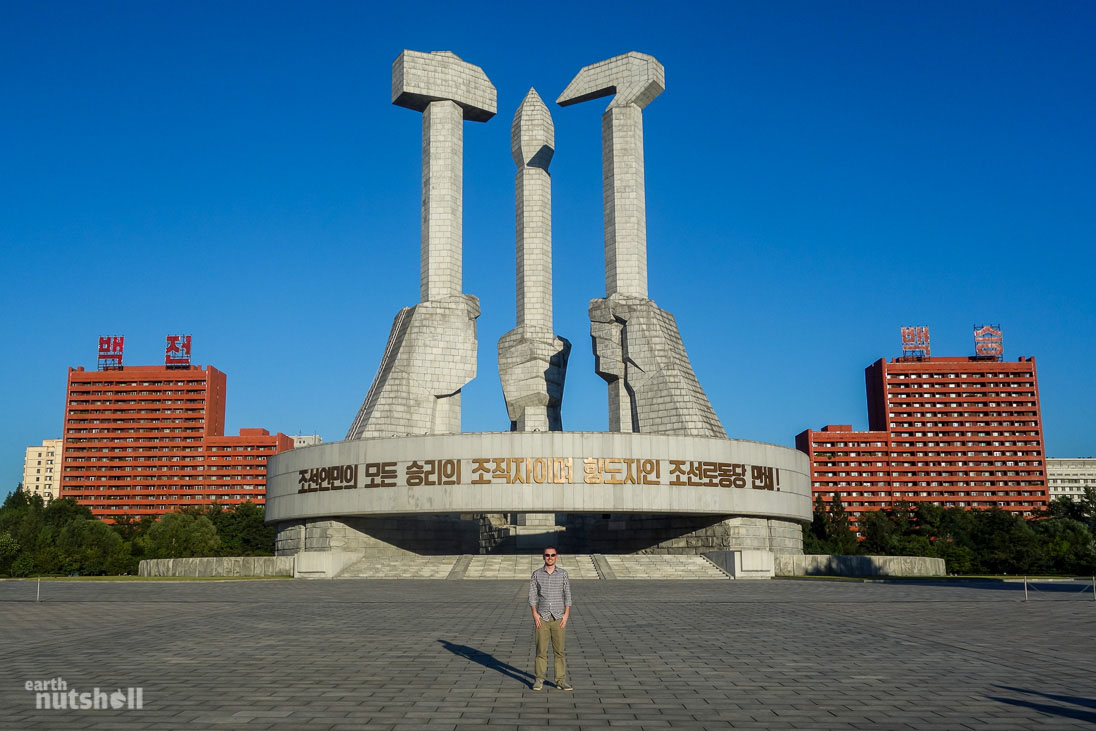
[{"x1": 534, "y1": 617, "x2": 566, "y2": 682}]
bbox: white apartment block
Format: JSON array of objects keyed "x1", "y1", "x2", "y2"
[
  {"x1": 291, "y1": 434, "x2": 323, "y2": 448},
  {"x1": 22, "y1": 438, "x2": 63, "y2": 503},
  {"x1": 1046, "y1": 458, "x2": 1096, "y2": 502}
]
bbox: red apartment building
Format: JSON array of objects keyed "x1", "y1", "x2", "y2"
[
  {"x1": 796, "y1": 353, "x2": 1048, "y2": 525},
  {"x1": 61, "y1": 363, "x2": 293, "y2": 518}
]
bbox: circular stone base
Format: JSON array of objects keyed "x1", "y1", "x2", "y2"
[{"x1": 266, "y1": 431, "x2": 811, "y2": 556}]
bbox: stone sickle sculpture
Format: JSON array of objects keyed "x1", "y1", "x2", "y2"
[
  {"x1": 347, "y1": 51, "x2": 496, "y2": 439},
  {"x1": 558, "y1": 53, "x2": 725, "y2": 437}
]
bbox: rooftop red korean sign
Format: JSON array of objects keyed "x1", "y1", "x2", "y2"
[
  {"x1": 900, "y1": 326, "x2": 931, "y2": 357},
  {"x1": 973, "y1": 325, "x2": 1003, "y2": 358},
  {"x1": 97, "y1": 336, "x2": 124, "y2": 370},
  {"x1": 165, "y1": 335, "x2": 193, "y2": 366}
]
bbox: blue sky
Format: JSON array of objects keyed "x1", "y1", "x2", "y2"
[{"x1": 2, "y1": 1, "x2": 1094, "y2": 492}]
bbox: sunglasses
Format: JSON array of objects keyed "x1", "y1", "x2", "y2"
[{"x1": 543, "y1": 553, "x2": 557, "y2": 557}]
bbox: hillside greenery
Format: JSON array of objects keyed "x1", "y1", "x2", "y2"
[
  {"x1": 0, "y1": 487, "x2": 275, "y2": 577},
  {"x1": 804, "y1": 489, "x2": 1096, "y2": 575}
]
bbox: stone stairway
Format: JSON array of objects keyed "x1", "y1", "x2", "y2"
[
  {"x1": 338, "y1": 555, "x2": 458, "y2": 579},
  {"x1": 463, "y1": 554, "x2": 600, "y2": 580},
  {"x1": 604, "y1": 554, "x2": 729, "y2": 579},
  {"x1": 331, "y1": 554, "x2": 730, "y2": 579}
]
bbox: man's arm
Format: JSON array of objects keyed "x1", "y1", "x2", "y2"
[
  {"x1": 529, "y1": 573, "x2": 541, "y2": 628},
  {"x1": 560, "y1": 573, "x2": 572, "y2": 628}
]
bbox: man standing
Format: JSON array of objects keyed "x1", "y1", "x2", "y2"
[{"x1": 528, "y1": 545, "x2": 572, "y2": 691}]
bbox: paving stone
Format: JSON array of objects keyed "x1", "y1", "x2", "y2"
[{"x1": 1, "y1": 579, "x2": 1094, "y2": 729}]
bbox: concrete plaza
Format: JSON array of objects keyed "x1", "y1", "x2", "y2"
[{"x1": 1, "y1": 578, "x2": 1094, "y2": 730}]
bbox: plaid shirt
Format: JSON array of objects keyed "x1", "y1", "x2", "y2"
[{"x1": 529, "y1": 565, "x2": 572, "y2": 619}]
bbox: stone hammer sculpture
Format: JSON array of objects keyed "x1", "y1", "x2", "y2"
[
  {"x1": 557, "y1": 52, "x2": 664, "y2": 299},
  {"x1": 347, "y1": 51, "x2": 496, "y2": 439},
  {"x1": 558, "y1": 53, "x2": 725, "y2": 437}
]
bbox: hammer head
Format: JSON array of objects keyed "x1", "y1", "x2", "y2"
[
  {"x1": 392, "y1": 50, "x2": 497, "y2": 122},
  {"x1": 556, "y1": 52, "x2": 665, "y2": 111}
]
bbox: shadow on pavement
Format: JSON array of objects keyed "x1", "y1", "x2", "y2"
[
  {"x1": 989, "y1": 687, "x2": 1096, "y2": 723},
  {"x1": 995, "y1": 686, "x2": 1096, "y2": 710},
  {"x1": 438, "y1": 639, "x2": 535, "y2": 687}
]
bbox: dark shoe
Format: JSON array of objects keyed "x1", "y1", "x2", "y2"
[
  {"x1": 556, "y1": 681, "x2": 573, "y2": 691},
  {"x1": 532, "y1": 680, "x2": 544, "y2": 691}
]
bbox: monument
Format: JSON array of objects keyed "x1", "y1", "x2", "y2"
[
  {"x1": 267, "y1": 51, "x2": 812, "y2": 576},
  {"x1": 496, "y1": 88, "x2": 572, "y2": 543},
  {"x1": 497, "y1": 88, "x2": 570, "y2": 434},
  {"x1": 345, "y1": 50, "x2": 495, "y2": 439},
  {"x1": 558, "y1": 53, "x2": 724, "y2": 437}
]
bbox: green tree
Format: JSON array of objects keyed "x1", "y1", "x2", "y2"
[
  {"x1": 894, "y1": 534, "x2": 936, "y2": 557},
  {"x1": 858, "y1": 508, "x2": 899, "y2": 555},
  {"x1": 0, "y1": 490, "x2": 42, "y2": 547},
  {"x1": 1037, "y1": 496, "x2": 1086, "y2": 522},
  {"x1": 938, "y1": 507, "x2": 976, "y2": 548},
  {"x1": 142, "y1": 513, "x2": 220, "y2": 559},
  {"x1": 890, "y1": 500, "x2": 914, "y2": 531},
  {"x1": 803, "y1": 494, "x2": 831, "y2": 553},
  {"x1": 0, "y1": 530, "x2": 20, "y2": 575},
  {"x1": 934, "y1": 540, "x2": 975, "y2": 574},
  {"x1": 42, "y1": 497, "x2": 93, "y2": 531},
  {"x1": 1033, "y1": 518, "x2": 1096, "y2": 574},
  {"x1": 32, "y1": 542, "x2": 65, "y2": 575},
  {"x1": 221, "y1": 502, "x2": 275, "y2": 556},
  {"x1": 913, "y1": 502, "x2": 945, "y2": 543},
  {"x1": 826, "y1": 494, "x2": 859, "y2": 555},
  {"x1": 110, "y1": 513, "x2": 147, "y2": 541},
  {"x1": 800, "y1": 490, "x2": 1096, "y2": 574},
  {"x1": 0, "y1": 490, "x2": 295, "y2": 576},
  {"x1": 57, "y1": 517, "x2": 135, "y2": 575},
  {"x1": 1079, "y1": 486, "x2": 1096, "y2": 529},
  {"x1": 968, "y1": 508, "x2": 1041, "y2": 574},
  {"x1": 10, "y1": 554, "x2": 34, "y2": 577},
  {"x1": 179, "y1": 502, "x2": 274, "y2": 556},
  {"x1": 0, "y1": 491, "x2": 47, "y2": 573}
]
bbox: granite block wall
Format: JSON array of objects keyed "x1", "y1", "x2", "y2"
[
  {"x1": 138, "y1": 556, "x2": 294, "y2": 577},
  {"x1": 776, "y1": 554, "x2": 947, "y2": 577},
  {"x1": 276, "y1": 516, "x2": 478, "y2": 557}
]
